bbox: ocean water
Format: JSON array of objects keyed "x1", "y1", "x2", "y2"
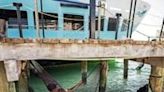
[{"x1": 29, "y1": 60, "x2": 151, "y2": 92}]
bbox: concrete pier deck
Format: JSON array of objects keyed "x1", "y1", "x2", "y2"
[{"x1": 0, "y1": 38, "x2": 164, "y2": 62}]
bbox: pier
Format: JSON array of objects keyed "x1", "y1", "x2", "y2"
[
  {"x1": 0, "y1": 38, "x2": 164, "y2": 92},
  {"x1": 0, "y1": 0, "x2": 164, "y2": 91}
]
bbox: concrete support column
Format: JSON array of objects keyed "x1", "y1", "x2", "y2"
[
  {"x1": 0, "y1": 61, "x2": 9, "y2": 92},
  {"x1": 0, "y1": 61, "x2": 16, "y2": 92},
  {"x1": 149, "y1": 66, "x2": 164, "y2": 92},
  {"x1": 99, "y1": 61, "x2": 108, "y2": 92},
  {"x1": 81, "y1": 61, "x2": 88, "y2": 84},
  {"x1": 16, "y1": 61, "x2": 29, "y2": 92},
  {"x1": 1, "y1": 60, "x2": 28, "y2": 92},
  {"x1": 0, "y1": 19, "x2": 6, "y2": 38},
  {"x1": 123, "y1": 59, "x2": 128, "y2": 79}
]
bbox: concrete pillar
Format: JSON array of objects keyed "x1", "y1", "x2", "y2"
[
  {"x1": 0, "y1": 19, "x2": 6, "y2": 37},
  {"x1": 0, "y1": 61, "x2": 9, "y2": 92},
  {"x1": 0, "y1": 61, "x2": 29, "y2": 92},
  {"x1": 99, "y1": 61, "x2": 108, "y2": 92},
  {"x1": 123, "y1": 59, "x2": 128, "y2": 79},
  {"x1": 16, "y1": 61, "x2": 29, "y2": 92},
  {"x1": 8, "y1": 82, "x2": 16, "y2": 92},
  {"x1": 81, "y1": 61, "x2": 88, "y2": 84},
  {"x1": 149, "y1": 66, "x2": 164, "y2": 92},
  {"x1": 0, "y1": 61, "x2": 16, "y2": 92}
]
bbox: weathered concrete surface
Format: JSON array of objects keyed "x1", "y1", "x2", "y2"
[
  {"x1": 0, "y1": 38, "x2": 164, "y2": 61},
  {"x1": 132, "y1": 57, "x2": 164, "y2": 68}
]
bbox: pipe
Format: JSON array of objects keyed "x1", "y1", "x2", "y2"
[
  {"x1": 129, "y1": 0, "x2": 137, "y2": 38},
  {"x1": 159, "y1": 18, "x2": 164, "y2": 41},
  {"x1": 40, "y1": 0, "x2": 45, "y2": 38},
  {"x1": 126, "y1": 0, "x2": 134, "y2": 38},
  {"x1": 34, "y1": 0, "x2": 41, "y2": 38}
]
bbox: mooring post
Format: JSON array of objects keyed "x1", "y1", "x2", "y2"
[
  {"x1": 81, "y1": 61, "x2": 88, "y2": 84},
  {"x1": 99, "y1": 61, "x2": 108, "y2": 92},
  {"x1": 149, "y1": 66, "x2": 164, "y2": 92},
  {"x1": 123, "y1": 59, "x2": 128, "y2": 79}
]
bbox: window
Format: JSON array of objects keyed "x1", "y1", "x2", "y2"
[
  {"x1": 0, "y1": 9, "x2": 28, "y2": 29},
  {"x1": 95, "y1": 17, "x2": 104, "y2": 31},
  {"x1": 121, "y1": 19, "x2": 128, "y2": 31},
  {"x1": 34, "y1": 13, "x2": 58, "y2": 30},
  {"x1": 108, "y1": 18, "x2": 117, "y2": 31},
  {"x1": 64, "y1": 14, "x2": 84, "y2": 31}
]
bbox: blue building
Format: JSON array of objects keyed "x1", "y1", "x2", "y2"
[{"x1": 0, "y1": 0, "x2": 150, "y2": 40}]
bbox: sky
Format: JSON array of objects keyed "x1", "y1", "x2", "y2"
[{"x1": 132, "y1": 0, "x2": 164, "y2": 40}]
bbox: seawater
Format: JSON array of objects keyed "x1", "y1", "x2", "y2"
[{"x1": 29, "y1": 60, "x2": 151, "y2": 92}]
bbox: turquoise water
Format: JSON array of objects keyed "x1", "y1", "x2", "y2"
[{"x1": 29, "y1": 60, "x2": 151, "y2": 92}]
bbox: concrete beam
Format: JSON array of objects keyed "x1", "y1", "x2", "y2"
[
  {"x1": 0, "y1": 39, "x2": 164, "y2": 61},
  {"x1": 132, "y1": 57, "x2": 164, "y2": 68}
]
